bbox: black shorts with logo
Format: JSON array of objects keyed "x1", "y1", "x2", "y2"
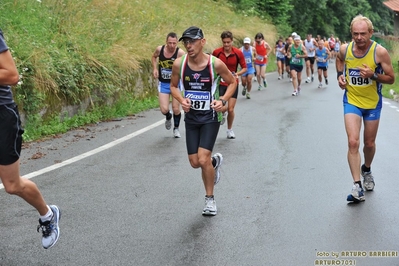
[{"x1": 0, "y1": 104, "x2": 24, "y2": 165}]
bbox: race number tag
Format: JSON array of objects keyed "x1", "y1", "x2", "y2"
[
  {"x1": 184, "y1": 90, "x2": 211, "y2": 110},
  {"x1": 292, "y1": 58, "x2": 301, "y2": 64},
  {"x1": 348, "y1": 68, "x2": 370, "y2": 86},
  {"x1": 161, "y1": 68, "x2": 172, "y2": 80},
  {"x1": 317, "y1": 57, "x2": 324, "y2": 62},
  {"x1": 256, "y1": 55, "x2": 264, "y2": 61},
  {"x1": 245, "y1": 57, "x2": 252, "y2": 64}
]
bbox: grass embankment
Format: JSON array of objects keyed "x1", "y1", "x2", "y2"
[{"x1": 2, "y1": 0, "x2": 276, "y2": 141}]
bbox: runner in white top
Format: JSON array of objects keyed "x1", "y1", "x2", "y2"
[{"x1": 304, "y1": 34, "x2": 317, "y2": 83}]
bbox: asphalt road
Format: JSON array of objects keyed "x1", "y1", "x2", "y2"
[{"x1": 1, "y1": 65, "x2": 399, "y2": 266}]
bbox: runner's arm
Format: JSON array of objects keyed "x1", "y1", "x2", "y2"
[
  {"x1": 375, "y1": 45, "x2": 395, "y2": 84},
  {"x1": 151, "y1": 46, "x2": 161, "y2": 79},
  {"x1": 0, "y1": 49, "x2": 19, "y2": 85},
  {"x1": 170, "y1": 57, "x2": 191, "y2": 112},
  {"x1": 336, "y1": 43, "x2": 348, "y2": 89}
]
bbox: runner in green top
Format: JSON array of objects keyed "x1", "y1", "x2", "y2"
[{"x1": 287, "y1": 35, "x2": 307, "y2": 96}]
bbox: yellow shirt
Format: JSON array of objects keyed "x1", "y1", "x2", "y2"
[{"x1": 344, "y1": 41, "x2": 381, "y2": 109}]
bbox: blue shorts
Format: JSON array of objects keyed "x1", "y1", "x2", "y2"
[
  {"x1": 158, "y1": 81, "x2": 181, "y2": 94},
  {"x1": 242, "y1": 68, "x2": 255, "y2": 77},
  {"x1": 255, "y1": 63, "x2": 267, "y2": 67},
  {"x1": 343, "y1": 102, "x2": 381, "y2": 121},
  {"x1": 277, "y1": 57, "x2": 285, "y2": 63}
]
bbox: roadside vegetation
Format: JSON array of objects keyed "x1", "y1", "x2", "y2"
[{"x1": 2, "y1": 0, "x2": 276, "y2": 141}]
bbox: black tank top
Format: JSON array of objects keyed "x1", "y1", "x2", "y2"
[
  {"x1": 181, "y1": 55, "x2": 219, "y2": 124},
  {"x1": 158, "y1": 45, "x2": 179, "y2": 83}
]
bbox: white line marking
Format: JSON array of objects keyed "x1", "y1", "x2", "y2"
[
  {"x1": 0, "y1": 119, "x2": 165, "y2": 190},
  {"x1": 389, "y1": 105, "x2": 398, "y2": 109},
  {"x1": 383, "y1": 101, "x2": 391, "y2": 105}
]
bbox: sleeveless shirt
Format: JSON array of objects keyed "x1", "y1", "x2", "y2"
[
  {"x1": 179, "y1": 54, "x2": 221, "y2": 124},
  {"x1": 290, "y1": 44, "x2": 304, "y2": 66},
  {"x1": 158, "y1": 45, "x2": 180, "y2": 83},
  {"x1": 343, "y1": 41, "x2": 382, "y2": 109}
]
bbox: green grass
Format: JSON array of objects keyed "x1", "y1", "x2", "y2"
[{"x1": 2, "y1": 0, "x2": 277, "y2": 141}]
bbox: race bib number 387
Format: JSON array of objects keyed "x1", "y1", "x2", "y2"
[
  {"x1": 348, "y1": 68, "x2": 370, "y2": 86},
  {"x1": 185, "y1": 90, "x2": 211, "y2": 110}
]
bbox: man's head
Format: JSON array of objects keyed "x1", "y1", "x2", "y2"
[
  {"x1": 179, "y1": 26, "x2": 205, "y2": 57},
  {"x1": 165, "y1": 32, "x2": 178, "y2": 51},
  {"x1": 293, "y1": 35, "x2": 301, "y2": 46},
  {"x1": 350, "y1": 15, "x2": 374, "y2": 48},
  {"x1": 287, "y1": 37, "x2": 293, "y2": 44},
  {"x1": 220, "y1": 31, "x2": 233, "y2": 52},
  {"x1": 243, "y1": 37, "x2": 251, "y2": 48},
  {"x1": 307, "y1": 34, "x2": 312, "y2": 41},
  {"x1": 318, "y1": 39, "x2": 324, "y2": 49}
]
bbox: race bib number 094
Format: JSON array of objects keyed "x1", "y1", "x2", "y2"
[
  {"x1": 348, "y1": 68, "x2": 370, "y2": 86},
  {"x1": 184, "y1": 90, "x2": 211, "y2": 110}
]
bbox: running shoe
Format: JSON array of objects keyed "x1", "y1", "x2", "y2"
[
  {"x1": 37, "y1": 205, "x2": 61, "y2": 249},
  {"x1": 242, "y1": 86, "x2": 246, "y2": 96},
  {"x1": 212, "y1": 153, "x2": 223, "y2": 185},
  {"x1": 318, "y1": 83, "x2": 322, "y2": 89},
  {"x1": 347, "y1": 183, "x2": 365, "y2": 202},
  {"x1": 292, "y1": 90, "x2": 297, "y2": 96},
  {"x1": 278, "y1": 76, "x2": 281, "y2": 80},
  {"x1": 165, "y1": 116, "x2": 172, "y2": 130},
  {"x1": 311, "y1": 75, "x2": 314, "y2": 82},
  {"x1": 263, "y1": 79, "x2": 267, "y2": 88},
  {"x1": 227, "y1": 129, "x2": 235, "y2": 139},
  {"x1": 246, "y1": 92, "x2": 251, "y2": 99},
  {"x1": 202, "y1": 196, "x2": 217, "y2": 216},
  {"x1": 305, "y1": 77, "x2": 311, "y2": 83},
  {"x1": 173, "y1": 128, "x2": 181, "y2": 138},
  {"x1": 362, "y1": 168, "x2": 375, "y2": 191},
  {"x1": 325, "y1": 79, "x2": 329, "y2": 85},
  {"x1": 297, "y1": 86, "x2": 301, "y2": 94},
  {"x1": 220, "y1": 112, "x2": 226, "y2": 125},
  {"x1": 258, "y1": 85, "x2": 262, "y2": 91}
]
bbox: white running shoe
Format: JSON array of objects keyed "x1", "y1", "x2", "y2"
[
  {"x1": 212, "y1": 153, "x2": 223, "y2": 185},
  {"x1": 37, "y1": 205, "x2": 61, "y2": 249},
  {"x1": 305, "y1": 77, "x2": 311, "y2": 83},
  {"x1": 173, "y1": 128, "x2": 181, "y2": 138},
  {"x1": 227, "y1": 129, "x2": 235, "y2": 139},
  {"x1": 278, "y1": 76, "x2": 281, "y2": 80},
  {"x1": 362, "y1": 168, "x2": 375, "y2": 191},
  {"x1": 292, "y1": 91, "x2": 297, "y2": 96},
  {"x1": 202, "y1": 196, "x2": 217, "y2": 216},
  {"x1": 165, "y1": 116, "x2": 172, "y2": 130},
  {"x1": 318, "y1": 83, "x2": 322, "y2": 89}
]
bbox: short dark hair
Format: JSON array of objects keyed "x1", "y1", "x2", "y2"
[
  {"x1": 166, "y1": 32, "x2": 178, "y2": 40},
  {"x1": 220, "y1": 31, "x2": 233, "y2": 40}
]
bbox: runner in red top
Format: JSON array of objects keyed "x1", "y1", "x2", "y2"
[
  {"x1": 212, "y1": 31, "x2": 247, "y2": 139},
  {"x1": 253, "y1": 32, "x2": 272, "y2": 90}
]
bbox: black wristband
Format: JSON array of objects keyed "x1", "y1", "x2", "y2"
[{"x1": 337, "y1": 71, "x2": 343, "y2": 79}]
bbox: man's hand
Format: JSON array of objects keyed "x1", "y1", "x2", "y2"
[{"x1": 358, "y1": 64, "x2": 374, "y2": 79}]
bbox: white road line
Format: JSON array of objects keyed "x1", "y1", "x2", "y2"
[
  {"x1": 0, "y1": 119, "x2": 165, "y2": 190},
  {"x1": 389, "y1": 105, "x2": 398, "y2": 109}
]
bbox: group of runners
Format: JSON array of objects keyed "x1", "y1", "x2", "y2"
[
  {"x1": 273, "y1": 32, "x2": 345, "y2": 96},
  {"x1": 151, "y1": 15, "x2": 395, "y2": 216},
  {"x1": 0, "y1": 15, "x2": 394, "y2": 249}
]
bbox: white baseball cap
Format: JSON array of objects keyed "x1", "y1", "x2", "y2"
[
  {"x1": 291, "y1": 32, "x2": 297, "y2": 36},
  {"x1": 243, "y1": 37, "x2": 251, "y2": 44},
  {"x1": 294, "y1": 35, "x2": 301, "y2": 41}
]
